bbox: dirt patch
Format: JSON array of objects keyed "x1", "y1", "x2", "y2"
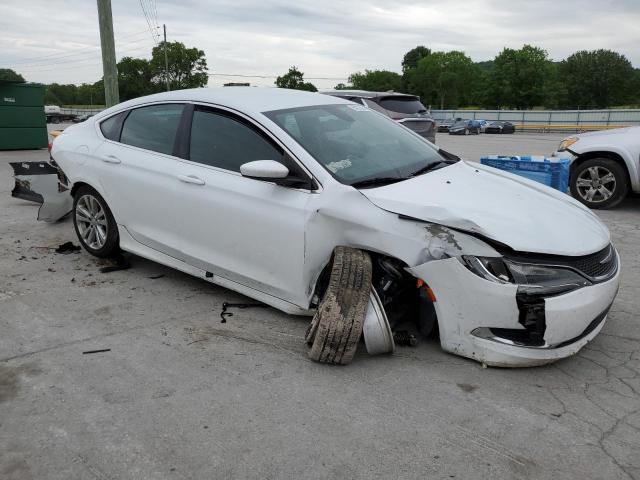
[
  {"x1": 0, "y1": 362, "x2": 42, "y2": 403},
  {"x1": 457, "y1": 383, "x2": 478, "y2": 393}
]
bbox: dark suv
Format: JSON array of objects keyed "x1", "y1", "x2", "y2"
[{"x1": 323, "y1": 90, "x2": 436, "y2": 144}]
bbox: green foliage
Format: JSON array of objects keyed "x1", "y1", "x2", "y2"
[
  {"x1": 275, "y1": 67, "x2": 317, "y2": 92},
  {"x1": 43, "y1": 82, "x2": 104, "y2": 106},
  {"x1": 150, "y1": 41, "x2": 208, "y2": 90},
  {"x1": 0, "y1": 68, "x2": 25, "y2": 82},
  {"x1": 41, "y1": 41, "x2": 207, "y2": 105},
  {"x1": 484, "y1": 45, "x2": 552, "y2": 109},
  {"x1": 404, "y1": 51, "x2": 479, "y2": 109},
  {"x1": 348, "y1": 70, "x2": 402, "y2": 92},
  {"x1": 118, "y1": 56, "x2": 157, "y2": 101},
  {"x1": 560, "y1": 50, "x2": 636, "y2": 108},
  {"x1": 402, "y1": 46, "x2": 431, "y2": 73}
]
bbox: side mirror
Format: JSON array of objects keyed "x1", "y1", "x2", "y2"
[{"x1": 240, "y1": 160, "x2": 289, "y2": 180}]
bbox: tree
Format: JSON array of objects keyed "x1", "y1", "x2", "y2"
[
  {"x1": 404, "y1": 51, "x2": 478, "y2": 109},
  {"x1": 402, "y1": 46, "x2": 431, "y2": 73},
  {"x1": 334, "y1": 83, "x2": 350, "y2": 90},
  {"x1": 560, "y1": 50, "x2": 636, "y2": 108},
  {"x1": 118, "y1": 57, "x2": 156, "y2": 101},
  {"x1": 275, "y1": 66, "x2": 317, "y2": 91},
  {"x1": 0, "y1": 68, "x2": 25, "y2": 82},
  {"x1": 348, "y1": 70, "x2": 402, "y2": 92},
  {"x1": 485, "y1": 45, "x2": 552, "y2": 109},
  {"x1": 150, "y1": 41, "x2": 208, "y2": 90}
]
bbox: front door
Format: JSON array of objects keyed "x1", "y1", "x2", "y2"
[{"x1": 175, "y1": 106, "x2": 311, "y2": 306}]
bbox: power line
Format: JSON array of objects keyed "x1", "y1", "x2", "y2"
[
  {"x1": 139, "y1": 0, "x2": 159, "y2": 44},
  {"x1": 5, "y1": 37, "x2": 153, "y2": 69},
  {"x1": 16, "y1": 44, "x2": 155, "y2": 73},
  {"x1": 3, "y1": 30, "x2": 150, "y2": 65}
]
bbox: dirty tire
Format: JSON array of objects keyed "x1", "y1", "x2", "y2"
[
  {"x1": 307, "y1": 247, "x2": 372, "y2": 365},
  {"x1": 73, "y1": 185, "x2": 119, "y2": 258}
]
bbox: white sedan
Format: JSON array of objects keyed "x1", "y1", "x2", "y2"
[{"x1": 45, "y1": 87, "x2": 619, "y2": 366}]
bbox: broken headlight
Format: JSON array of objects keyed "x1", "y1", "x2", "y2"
[{"x1": 461, "y1": 256, "x2": 591, "y2": 296}]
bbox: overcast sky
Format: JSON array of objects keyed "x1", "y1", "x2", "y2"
[{"x1": 1, "y1": 0, "x2": 638, "y2": 89}]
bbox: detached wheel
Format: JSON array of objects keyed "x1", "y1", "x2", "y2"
[
  {"x1": 73, "y1": 185, "x2": 119, "y2": 257},
  {"x1": 305, "y1": 247, "x2": 372, "y2": 365},
  {"x1": 570, "y1": 158, "x2": 628, "y2": 209}
]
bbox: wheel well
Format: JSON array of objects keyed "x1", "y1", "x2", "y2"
[
  {"x1": 70, "y1": 181, "x2": 90, "y2": 197},
  {"x1": 571, "y1": 151, "x2": 631, "y2": 187}
]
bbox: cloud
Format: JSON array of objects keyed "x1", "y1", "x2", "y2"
[{"x1": 1, "y1": 0, "x2": 638, "y2": 87}]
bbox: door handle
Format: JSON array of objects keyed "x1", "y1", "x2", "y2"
[
  {"x1": 177, "y1": 174, "x2": 205, "y2": 185},
  {"x1": 101, "y1": 155, "x2": 121, "y2": 164}
]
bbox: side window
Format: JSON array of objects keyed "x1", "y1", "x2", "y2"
[
  {"x1": 189, "y1": 109, "x2": 284, "y2": 172},
  {"x1": 99, "y1": 111, "x2": 126, "y2": 141},
  {"x1": 120, "y1": 104, "x2": 184, "y2": 155}
]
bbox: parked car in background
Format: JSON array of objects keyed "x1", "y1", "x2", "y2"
[
  {"x1": 323, "y1": 90, "x2": 436, "y2": 143},
  {"x1": 448, "y1": 119, "x2": 481, "y2": 135},
  {"x1": 38, "y1": 87, "x2": 619, "y2": 367},
  {"x1": 437, "y1": 118, "x2": 456, "y2": 133},
  {"x1": 485, "y1": 121, "x2": 516, "y2": 134},
  {"x1": 73, "y1": 113, "x2": 94, "y2": 123},
  {"x1": 553, "y1": 126, "x2": 640, "y2": 209},
  {"x1": 478, "y1": 120, "x2": 491, "y2": 132}
]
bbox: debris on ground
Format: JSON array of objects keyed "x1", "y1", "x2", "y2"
[
  {"x1": 148, "y1": 274, "x2": 165, "y2": 279},
  {"x1": 55, "y1": 241, "x2": 81, "y2": 254},
  {"x1": 220, "y1": 301, "x2": 267, "y2": 323},
  {"x1": 82, "y1": 348, "x2": 111, "y2": 354},
  {"x1": 99, "y1": 252, "x2": 131, "y2": 273}
]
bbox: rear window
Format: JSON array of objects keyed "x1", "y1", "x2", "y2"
[
  {"x1": 100, "y1": 112, "x2": 126, "y2": 141},
  {"x1": 378, "y1": 96, "x2": 428, "y2": 114},
  {"x1": 120, "y1": 104, "x2": 184, "y2": 155}
]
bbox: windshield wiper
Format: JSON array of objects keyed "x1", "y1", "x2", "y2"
[
  {"x1": 350, "y1": 177, "x2": 407, "y2": 189},
  {"x1": 409, "y1": 161, "x2": 450, "y2": 177}
]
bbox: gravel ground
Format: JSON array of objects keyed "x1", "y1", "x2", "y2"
[{"x1": 1, "y1": 131, "x2": 639, "y2": 480}]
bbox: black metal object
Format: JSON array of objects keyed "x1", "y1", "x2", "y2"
[{"x1": 220, "y1": 301, "x2": 267, "y2": 323}]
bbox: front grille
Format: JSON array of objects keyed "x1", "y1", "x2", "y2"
[
  {"x1": 505, "y1": 244, "x2": 617, "y2": 282},
  {"x1": 564, "y1": 245, "x2": 617, "y2": 279}
]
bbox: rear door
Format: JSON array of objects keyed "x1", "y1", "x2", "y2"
[
  {"x1": 93, "y1": 103, "x2": 186, "y2": 256},
  {"x1": 174, "y1": 105, "x2": 312, "y2": 305}
]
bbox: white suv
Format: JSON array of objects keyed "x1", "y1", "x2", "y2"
[{"x1": 554, "y1": 126, "x2": 640, "y2": 209}]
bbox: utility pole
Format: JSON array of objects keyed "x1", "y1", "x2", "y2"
[
  {"x1": 96, "y1": 0, "x2": 119, "y2": 107},
  {"x1": 163, "y1": 24, "x2": 170, "y2": 91}
]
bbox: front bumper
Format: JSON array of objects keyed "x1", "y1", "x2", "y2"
[{"x1": 408, "y1": 254, "x2": 620, "y2": 367}]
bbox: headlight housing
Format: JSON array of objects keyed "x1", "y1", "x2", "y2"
[
  {"x1": 558, "y1": 137, "x2": 579, "y2": 151},
  {"x1": 461, "y1": 256, "x2": 591, "y2": 296}
]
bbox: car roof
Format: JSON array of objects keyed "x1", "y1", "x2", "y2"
[
  {"x1": 94, "y1": 87, "x2": 350, "y2": 120},
  {"x1": 322, "y1": 90, "x2": 418, "y2": 99}
]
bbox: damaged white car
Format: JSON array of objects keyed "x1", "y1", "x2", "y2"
[{"x1": 24, "y1": 88, "x2": 620, "y2": 367}]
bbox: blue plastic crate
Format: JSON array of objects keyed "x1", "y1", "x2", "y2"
[{"x1": 480, "y1": 156, "x2": 570, "y2": 192}]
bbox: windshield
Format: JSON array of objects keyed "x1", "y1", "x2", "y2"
[
  {"x1": 452, "y1": 120, "x2": 469, "y2": 128},
  {"x1": 378, "y1": 96, "x2": 428, "y2": 114},
  {"x1": 264, "y1": 104, "x2": 445, "y2": 186}
]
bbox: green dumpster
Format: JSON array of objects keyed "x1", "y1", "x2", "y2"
[{"x1": 0, "y1": 81, "x2": 48, "y2": 150}]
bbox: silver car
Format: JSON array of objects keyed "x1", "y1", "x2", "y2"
[{"x1": 323, "y1": 90, "x2": 436, "y2": 144}]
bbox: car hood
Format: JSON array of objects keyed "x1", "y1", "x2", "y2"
[
  {"x1": 573, "y1": 126, "x2": 639, "y2": 139},
  {"x1": 360, "y1": 161, "x2": 610, "y2": 256}
]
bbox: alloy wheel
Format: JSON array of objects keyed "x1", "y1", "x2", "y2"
[
  {"x1": 75, "y1": 194, "x2": 108, "y2": 250},
  {"x1": 575, "y1": 166, "x2": 616, "y2": 204}
]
